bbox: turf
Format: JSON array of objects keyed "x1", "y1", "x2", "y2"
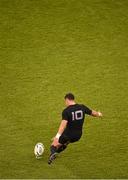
[{"x1": 0, "y1": 0, "x2": 128, "y2": 178}]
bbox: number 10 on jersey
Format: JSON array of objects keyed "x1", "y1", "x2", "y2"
[{"x1": 72, "y1": 110, "x2": 83, "y2": 121}]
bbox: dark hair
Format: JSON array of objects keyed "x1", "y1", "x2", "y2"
[{"x1": 64, "y1": 93, "x2": 75, "y2": 100}]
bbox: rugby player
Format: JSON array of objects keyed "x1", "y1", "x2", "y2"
[{"x1": 48, "y1": 93, "x2": 103, "y2": 164}]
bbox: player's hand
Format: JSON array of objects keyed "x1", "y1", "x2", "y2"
[
  {"x1": 51, "y1": 137, "x2": 59, "y2": 143},
  {"x1": 53, "y1": 137, "x2": 59, "y2": 146},
  {"x1": 98, "y1": 112, "x2": 103, "y2": 117}
]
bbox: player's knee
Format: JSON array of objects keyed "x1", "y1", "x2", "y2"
[
  {"x1": 51, "y1": 141, "x2": 59, "y2": 147},
  {"x1": 51, "y1": 142, "x2": 56, "y2": 147}
]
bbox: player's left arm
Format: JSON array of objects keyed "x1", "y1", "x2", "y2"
[
  {"x1": 55, "y1": 120, "x2": 68, "y2": 140},
  {"x1": 52, "y1": 109, "x2": 68, "y2": 144}
]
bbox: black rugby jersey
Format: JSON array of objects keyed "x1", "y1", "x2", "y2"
[{"x1": 62, "y1": 104, "x2": 92, "y2": 132}]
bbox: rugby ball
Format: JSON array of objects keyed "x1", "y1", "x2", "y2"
[{"x1": 34, "y1": 142, "x2": 44, "y2": 158}]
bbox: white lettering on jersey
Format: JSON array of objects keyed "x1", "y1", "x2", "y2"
[{"x1": 72, "y1": 110, "x2": 83, "y2": 121}]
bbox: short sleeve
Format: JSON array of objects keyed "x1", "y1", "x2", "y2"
[
  {"x1": 83, "y1": 105, "x2": 92, "y2": 115},
  {"x1": 62, "y1": 109, "x2": 69, "y2": 121}
]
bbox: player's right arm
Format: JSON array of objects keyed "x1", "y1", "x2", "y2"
[
  {"x1": 91, "y1": 110, "x2": 103, "y2": 117},
  {"x1": 83, "y1": 105, "x2": 103, "y2": 117}
]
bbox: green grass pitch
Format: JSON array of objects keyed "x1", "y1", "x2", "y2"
[{"x1": 0, "y1": 0, "x2": 128, "y2": 178}]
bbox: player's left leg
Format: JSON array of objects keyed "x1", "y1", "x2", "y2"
[
  {"x1": 49, "y1": 142, "x2": 69, "y2": 164},
  {"x1": 56, "y1": 140, "x2": 70, "y2": 153},
  {"x1": 48, "y1": 146, "x2": 58, "y2": 164},
  {"x1": 48, "y1": 133, "x2": 70, "y2": 164},
  {"x1": 48, "y1": 139, "x2": 62, "y2": 164}
]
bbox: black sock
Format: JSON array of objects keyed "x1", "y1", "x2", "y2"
[
  {"x1": 57, "y1": 145, "x2": 67, "y2": 153},
  {"x1": 50, "y1": 145, "x2": 57, "y2": 155}
]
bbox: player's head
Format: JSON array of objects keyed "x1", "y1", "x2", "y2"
[{"x1": 64, "y1": 93, "x2": 75, "y2": 106}]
